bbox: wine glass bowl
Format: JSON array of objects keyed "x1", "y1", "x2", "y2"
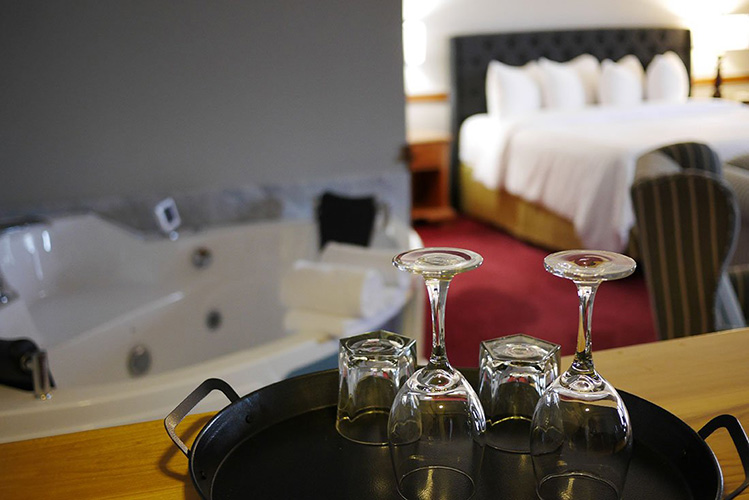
[
  {"x1": 531, "y1": 250, "x2": 636, "y2": 500},
  {"x1": 388, "y1": 247, "x2": 486, "y2": 500}
]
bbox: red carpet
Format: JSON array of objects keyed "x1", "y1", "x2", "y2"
[{"x1": 414, "y1": 217, "x2": 657, "y2": 367}]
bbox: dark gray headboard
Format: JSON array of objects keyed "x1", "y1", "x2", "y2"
[{"x1": 449, "y1": 27, "x2": 692, "y2": 206}]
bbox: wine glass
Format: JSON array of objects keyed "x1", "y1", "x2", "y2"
[
  {"x1": 531, "y1": 250, "x2": 635, "y2": 500},
  {"x1": 388, "y1": 247, "x2": 486, "y2": 500}
]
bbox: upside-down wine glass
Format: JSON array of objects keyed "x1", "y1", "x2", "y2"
[
  {"x1": 531, "y1": 250, "x2": 636, "y2": 500},
  {"x1": 389, "y1": 247, "x2": 486, "y2": 500}
]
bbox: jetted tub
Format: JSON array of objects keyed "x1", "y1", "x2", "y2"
[{"x1": 0, "y1": 213, "x2": 422, "y2": 443}]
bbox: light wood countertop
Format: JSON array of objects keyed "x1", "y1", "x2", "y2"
[{"x1": 1, "y1": 329, "x2": 747, "y2": 499}]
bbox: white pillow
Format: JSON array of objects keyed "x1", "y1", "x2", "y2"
[
  {"x1": 538, "y1": 57, "x2": 587, "y2": 109},
  {"x1": 646, "y1": 51, "x2": 689, "y2": 102},
  {"x1": 598, "y1": 57, "x2": 644, "y2": 106},
  {"x1": 566, "y1": 53, "x2": 601, "y2": 105},
  {"x1": 618, "y1": 54, "x2": 645, "y2": 86},
  {"x1": 486, "y1": 60, "x2": 542, "y2": 117}
]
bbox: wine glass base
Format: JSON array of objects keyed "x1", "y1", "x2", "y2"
[
  {"x1": 410, "y1": 366, "x2": 467, "y2": 393},
  {"x1": 486, "y1": 416, "x2": 532, "y2": 453},
  {"x1": 398, "y1": 466, "x2": 475, "y2": 500},
  {"x1": 537, "y1": 472, "x2": 620, "y2": 500},
  {"x1": 559, "y1": 371, "x2": 606, "y2": 394},
  {"x1": 335, "y1": 409, "x2": 390, "y2": 445}
]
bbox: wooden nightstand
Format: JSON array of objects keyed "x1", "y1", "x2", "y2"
[{"x1": 407, "y1": 132, "x2": 456, "y2": 223}]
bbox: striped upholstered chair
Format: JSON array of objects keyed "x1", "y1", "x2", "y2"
[
  {"x1": 631, "y1": 170, "x2": 745, "y2": 340},
  {"x1": 654, "y1": 141, "x2": 722, "y2": 175},
  {"x1": 636, "y1": 144, "x2": 749, "y2": 268},
  {"x1": 630, "y1": 142, "x2": 725, "y2": 261},
  {"x1": 729, "y1": 265, "x2": 749, "y2": 318},
  {"x1": 723, "y1": 161, "x2": 749, "y2": 266},
  {"x1": 634, "y1": 142, "x2": 722, "y2": 182}
]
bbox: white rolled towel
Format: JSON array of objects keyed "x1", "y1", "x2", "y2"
[
  {"x1": 320, "y1": 242, "x2": 409, "y2": 288},
  {"x1": 283, "y1": 309, "x2": 358, "y2": 337},
  {"x1": 280, "y1": 260, "x2": 386, "y2": 318}
]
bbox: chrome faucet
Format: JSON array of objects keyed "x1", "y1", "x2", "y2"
[
  {"x1": 23, "y1": 350, "x2": 53, "y2": 400},
  {"x1": 1, "y1": 338, "x2": 54, "y2": 400}
]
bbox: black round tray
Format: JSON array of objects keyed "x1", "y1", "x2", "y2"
[{"x1": 165, "y1": 369, "x2": 746, "y2": 499}]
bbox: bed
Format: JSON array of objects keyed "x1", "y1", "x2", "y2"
[{"x1": 450, "y1": 28, "x2": 749, "y2": 252}]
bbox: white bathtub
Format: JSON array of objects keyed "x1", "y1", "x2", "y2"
[{"x1": 0, "y1": 214, "x2": 422, "y2": 443}]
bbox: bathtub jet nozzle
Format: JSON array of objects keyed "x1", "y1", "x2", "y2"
[
  {"x1": 192, "y1": 247, "x2": 213, "y2": 269},
  {"x1": 128, "y1": 344, "x2": 152, "y2": 378}
]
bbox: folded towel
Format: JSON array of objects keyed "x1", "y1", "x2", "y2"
[
  {"x1": 320, "y1": 242, "x2": 409, "y2": 288},
  {"x1": 283, "y1": 288, "x2": 409, "y2": 337},
  {"x1": 317, "y1": 192, "x2": 377, "y2": 249},
  {"x1": 283, "y1": 309, "x2": 359, "y2": 337},
  {"x1": 280, "y1": 260, "x2": 386, "y2": 318}
]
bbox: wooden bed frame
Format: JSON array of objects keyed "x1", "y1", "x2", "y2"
[{"x1": 449, "y1": 27, "x2": 692, "y2": 250}]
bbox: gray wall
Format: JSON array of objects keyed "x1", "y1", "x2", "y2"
[{"x1": 0, "y1": 1, "x2": 406, "y2": 211}]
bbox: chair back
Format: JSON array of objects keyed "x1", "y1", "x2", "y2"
[
  {"x1": 655, "y1": 141, "x2": 722, "y2": 176},
  {"x1": 631, "y1": 170, "x2": 743, "y2": 340}
]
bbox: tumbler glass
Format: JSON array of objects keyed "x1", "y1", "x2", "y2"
[
  {"x1": 336, "y1": 330, "x2": 417, "y2": 445},
  {"x1": 478, "y1": 334, "x2": 560, "y2": 453}
]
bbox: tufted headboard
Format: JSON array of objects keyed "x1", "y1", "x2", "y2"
[{"x1": 449, "y1": 27, "x2": 692, "y2": 206}]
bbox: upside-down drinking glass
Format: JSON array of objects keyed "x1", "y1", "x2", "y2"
[
  {"x1": 531, "y1": 250, "x2": 636, "y2": 500},
  {"x1": 388, "y1": 247, "x2": 486, "y2": 500},
  {"x1": 336, "y1": 330, "x2": 417, "y2": 445},
  {"x1": 478, "y1": 334, "x2": 560, "y2": 453}
]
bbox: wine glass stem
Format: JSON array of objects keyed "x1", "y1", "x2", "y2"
[
  {"x1": 571, "y1": 282, "x2": 599, "y2": 375},
  {"x1": 425, "y1": 277, "x2": 451, "y2": 369}
]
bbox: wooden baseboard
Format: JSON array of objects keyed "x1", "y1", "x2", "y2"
[
  {"x1": 693, "y1": 74, "x2": 749, "y2": 85},
  {"x1": 405, "y1": 76, "x2": 749, "y2": 101},
  {"x1": 406, "y1": 93, "x2": 449, "y2": 103}
]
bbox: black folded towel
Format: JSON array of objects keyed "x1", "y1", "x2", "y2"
[
  {"x1": 0, "y1": 338, "x2": 55, "y2": 392},
  {"x1": 317, "y1": 192, "x2": 377, "y2": 249}
]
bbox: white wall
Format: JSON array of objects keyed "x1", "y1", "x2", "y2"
[
  {"x1": 405, "y1": 0, "x2": 749, "y2": 134},
  {"x1": 0, "y1": 1, "x2": 405, "y2": 211}
]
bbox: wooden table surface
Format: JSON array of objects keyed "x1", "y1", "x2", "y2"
[{"x1": 1, "y1": 329, "x2": 747, "y2": 499}]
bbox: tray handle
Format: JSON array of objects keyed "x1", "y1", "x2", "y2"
[
  {"x1": 698, "y1": 414, "x2": 749, "y2": 500},
  {"x1": 164, "y1": 378, "x2": 240, "y2": 457}
]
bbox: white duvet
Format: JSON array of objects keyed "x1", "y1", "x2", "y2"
[{"x1": 459, "y1": 99, "x2": 749, "y2": 251}]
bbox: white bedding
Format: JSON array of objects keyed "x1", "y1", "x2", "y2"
[{"x1": 459, "y1": 99, "x2": 749, "y2": 251}]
